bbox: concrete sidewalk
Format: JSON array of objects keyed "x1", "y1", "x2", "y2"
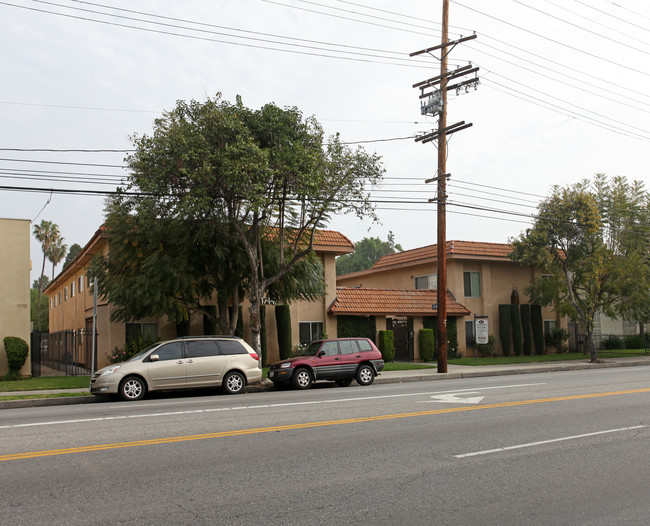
[{"x1": 2, "y1": 355, "x2": 649, "y2": 410}]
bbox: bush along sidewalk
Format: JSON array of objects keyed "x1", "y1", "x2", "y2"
[{"x1": 3, "y1": 336, "x2": 29, "y2": 380}]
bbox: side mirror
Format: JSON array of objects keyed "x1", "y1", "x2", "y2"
[
  {"x1": 149, "y1": 354, "x2": 159, "y2": 362},
  {"x1": 317, "y1": 350, "x2": 326, "y2": 357}
]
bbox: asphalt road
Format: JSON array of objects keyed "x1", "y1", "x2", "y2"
[{"x1": 1, "y1": 367, "x2": 649, "y2": 525}]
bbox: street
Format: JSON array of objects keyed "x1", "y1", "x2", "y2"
[{"x1": 1, "y1": 367, "x2": 649, "y2": 525}]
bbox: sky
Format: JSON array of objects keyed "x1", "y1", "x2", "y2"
[{"x1": 1, "y1": 0, "x2": 649, "y2": 284}]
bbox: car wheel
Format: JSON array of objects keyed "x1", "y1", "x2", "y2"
[
  {"x1": 292, "y1": 368, "x2": 313, "y2": 389},
  {"x1": 335, "y1": 378, "x2": 353, "y2": 387},
  {"x1": 223, "y1": 371, "x2": 246, "y2": 394},
  {"x1": 119, "y1": 376, "x2": 146, "y2": 401},
  {"x1": 355, "y1": 365, "x2": 375, "y2": 386}
]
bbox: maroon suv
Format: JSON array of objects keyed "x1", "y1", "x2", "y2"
[{"x1": 268, "y1": 337, "x2": 385, "y2": 389}]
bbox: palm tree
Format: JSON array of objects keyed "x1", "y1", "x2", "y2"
[
  {"x1": 48, "y1": 239, "x2": 68, "y2": 279},
  {"x1": 33, "y1": 220, "x2": 63, "y2": 298}
]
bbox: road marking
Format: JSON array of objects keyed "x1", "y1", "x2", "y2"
[
  {"x1": 454, "y1": 425, "x2": 647, "y2": 458},
  {"x1": 0, "y1": 383, "x2": 544, "y2": 429},
  {"x1": 1, "y1": 387, "x2": 649, "y2": 462},
  {"x1": 427, "y1": 392, "x2": 485, "y2": 404}
]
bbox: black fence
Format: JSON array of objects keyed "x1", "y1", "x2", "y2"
[
  {"x1": 596, "y1": 333, "x2": 650, "y2": 355},
  {"x1": 30, "y1": 329, "x2": 95, "y2": 377}
]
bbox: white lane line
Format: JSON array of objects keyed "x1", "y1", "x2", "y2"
[
  {"x1": 454, "y1": 425, "x2": 647, "y2": 459},
  {"x1": 0, "y1": 382, "x2": 545, "y2": 429}
]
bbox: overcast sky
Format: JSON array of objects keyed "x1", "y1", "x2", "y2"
[{"x1": 2, "y1": 0, "x2": 649, "y2": 283}]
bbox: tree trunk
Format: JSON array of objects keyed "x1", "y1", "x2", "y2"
[{"x1": 585, "y1": 331, "x2": 599, "y2": 362}]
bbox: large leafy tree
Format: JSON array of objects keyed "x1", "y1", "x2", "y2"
[
  {"x1": 336, "y1": 232, "x2": 403, "y2": 275},
  {"x1": 510, "y1": 175, "x2": 650, "y2": 362},
  {"x1": 98, "y1": 94, "x2": 383, "y2": 350},
  {"x1": 30, "y1": 277, "x2": 49, "y2": 331},
  {"x1": 63, "y1": 243, "x2": 82, "y2": 268}
]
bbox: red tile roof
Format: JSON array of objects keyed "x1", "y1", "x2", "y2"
[
  {"x1": 329, "y1": 287, "x2": 470, "y2": 317},
  {"x1": 371, "y1": 240, "x2": 513, "y2": 270},
  {"x1": 312, "y1": 229, "x2": 354, "y2": 249}
]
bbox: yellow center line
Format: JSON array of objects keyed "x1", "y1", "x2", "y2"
[{"x1": 2, "y1": 387, "x2": 649, "y2": 462}]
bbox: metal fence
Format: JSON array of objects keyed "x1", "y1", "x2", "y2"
[
  {"x1": 596, "y1": 333, "x2": 649, "y2": 355},
  {"x1": 30, "y1": 329, "x2": 95, "y2": 377}
]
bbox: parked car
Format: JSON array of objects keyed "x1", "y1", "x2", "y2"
[
  {"x1": 90, "y1": 336, "x2": 262, "y2": 401},
  {"x1": 268, "y1": 337, "x2": 384, "y2": 389}
]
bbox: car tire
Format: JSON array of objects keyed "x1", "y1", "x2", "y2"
[
  {"x1": 223, "y1": 371, "x2": 246, "y2": 394},
  {"x1": 355, "y1": 365, "x2": 375, "y2": 386},
  {"x1": 119, "y1": 376, "x2": 146, "y2": 401},
  {"x1": 335, "y1": 378, "x2": 353, "y2": 387},
  {"x1": 292, "y1": 368, "x2": 313, "y2": 389}
]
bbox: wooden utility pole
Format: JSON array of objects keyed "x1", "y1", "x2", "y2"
[
  {"x1": 411, "y1": 1, "x2": 478, "y2": 373},
  {"x1": 436, "y1": 0, "x2": 450, "y2": 373}
]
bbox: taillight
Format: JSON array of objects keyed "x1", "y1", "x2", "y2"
[{"x1": 250, "y1": 352, "x2": 259, "y2": 361}]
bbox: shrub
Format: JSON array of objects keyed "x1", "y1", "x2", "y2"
[
  {"x1": 530, "y1": 304, "x2": 545, "y2": 355},
  {"x1": 377, "y1": 330, "x2": 395, "y2": 362},
  {"x1": 108, "y1": 334, "x2": 155, "y2": 364},
  {"x1": 447, "y1": 317, "x2": 459, "y2": 359},
  {"x1": 623, "y1": 334, "x2": 645, "y2": 350},
  {"x1": 510, "y1": 304, "x2": 522, "y2": 356},
  {"x1": 476, "y1": 334, "x2": 497, "y2": 357},
  {"x1": 275, "y1": 304, "x2": 292, "y2": 360},
  {"x1": 419, "y1": 329, "x2": 435, "y2": 361},
  {"x1": 520, "y1": 304, "x2": 532, "y2": 356},
  {"x1": 600, "y1": 335, "x2": 623, "y2": 350},
  {"x1": 498, "y1": 304, "x2": 512, "y2": 357},
  {"x1": 3, "y1": 336, "x2": 29, "y2": 376},
  {"x1": 546, "y1": 328, "x2": 569, "y2": 353}
]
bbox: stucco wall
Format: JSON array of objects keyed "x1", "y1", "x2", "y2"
[{"x1": 0, "y1": 218, "x2": 31, "y2": 377}]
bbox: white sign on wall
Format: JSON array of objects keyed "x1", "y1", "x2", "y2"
[{"x1": 475, "y1": 317, "x2": 489, "y2": 345}]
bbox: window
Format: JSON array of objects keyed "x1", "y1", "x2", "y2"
[
  {"x1": 185, "y1": 340, "x2": 219, "y2": 358},
  {"x1": 126, "y1": 322, "x2": 158, "y2": 343},
  {"x1": 78, "y1": 276, "x2": 83, "y2": 293},
  {"x1": 465, "y1": 321, "x2": 475, "y2": 347},
  {"x1": 339, "y1": 339, "x2": 358, "y2": 355},
  {"x1": 58, "y1": 291, "x2": 62, "y2": 304},
  {"x1": 299, "y1": 321, "x2": 324, "y2": 344},
  {"x1": 544, "y1": 320, "x2": 558, "y2": 334},
  {"x1": 415, "y1": 274, "x2": 437, "y2": 290},
  {"x1": 64, "y1": 287, "x2": 68, "y2": 301},
  {"x1": 153, "y1": 342, "x2": 183, "y2": 361},
  {"x1": 71, "y1": 281, "x2": 75, "y2": 297},
  {"x1": 319, "y1": 341, "x2": 339, "y2": 356},
  {"x1": 357, "y1": 339, "x2": 372, "y2": 352},
  {"x1": 463, "y1": 271, "x2": 481, "y2": 298},
  {"x1": 217, "y1": 340, "x2": 248, "y2": 355}
]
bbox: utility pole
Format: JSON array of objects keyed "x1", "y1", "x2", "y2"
[{"x1": 411, "y1": 0, "x2": 478, "y2": 373}]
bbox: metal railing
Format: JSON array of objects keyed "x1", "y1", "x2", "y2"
[{"x1": 30, "y1": 329, "x2": 95, "y2": 377}]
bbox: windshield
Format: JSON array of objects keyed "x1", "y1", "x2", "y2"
[
  {"x1": 301, "y1": 341, "x2": 323, "y2": 356},
  {"x1": 127, "y1": 343, "x2": 159, "y2": 362}
]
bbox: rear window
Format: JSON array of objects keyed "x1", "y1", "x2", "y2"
[
  {"x1": 339, "y1": 339, "x2": 358, "y2": 355},
  {"x1": 217, "y1": 340, "x2": 248, "y2": 355},
  {"x1": 185, "y1": 340, "x2": 220, "y2": 358},
  {"x1": 357, "y1": 339, "x2": 372, "y2": 352}
]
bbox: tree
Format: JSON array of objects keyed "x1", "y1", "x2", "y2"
[
  {"x1": 63, "y1": 243, "x2": 82, "y2": 268},
  {"x1": 33, "y1": 220, "x2": 62, "y2": 298},
  {"x1": 336, "y1": 233, "x2": 403, "y2": 275},
  {"x1": 510, "y1": 175, "x2": 650, "y2": 362},
  {"x1": 120, "y1": 94, "x2": 383, "y2": 353},
  {"x1": 48, "y1": 238, "x2": 67, "y2": 279}
]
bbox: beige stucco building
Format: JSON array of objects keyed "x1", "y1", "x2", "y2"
[
  {"x1": 336, "y1": 241, "x2": 565, "y2": 358},
  {"x1": 0, "y1": 218, "x2": 31, "y2": 377},
  {"x1": 44, "y1": 226, "x2": 353, "y2": 371}
]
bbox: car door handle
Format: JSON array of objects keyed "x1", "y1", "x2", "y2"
[
  {"x1": 186, "y1": 359, "x2": 193, "y2": 363},
  {"x1": 335, "y1": 357, "x2": 340, "y2": 360},
  {"x1": 176, "y1": 360, "x2": 184, "y2": 364}
]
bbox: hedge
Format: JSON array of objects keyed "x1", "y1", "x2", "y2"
[
  {"x1": 419, "y1": 329, "x2": 435, "y2": 362},
  {"x1": 510, "y1": 304, "x2": 522, "y2": 356},
  {"x1": 337, "y1": 315, "x2": 376, "y2": 340},
  {"x1": 530, "y1": 304, "x2": 545, "y2": 355},
  {"x1": 3, "y1": 336, "x2": 29, "y2": 375},
  {"x1": 520, "y1": 304, "x2": 532, "y2": 356},
  {"x1": 275, "y1": 304, "x2": 292, "y2": 360},
  {"x1": 498, "y1": 304, "x2": 512, "y2": 357},
  {"x1": 377, "y1": 330, "x2": 395, "y2": 363}
]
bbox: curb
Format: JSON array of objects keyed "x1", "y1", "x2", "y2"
[{"x1": 2, "y1": 359, "x2": 648, "y2": 410}]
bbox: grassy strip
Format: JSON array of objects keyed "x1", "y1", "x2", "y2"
[
  {"x1": 0, "y1": 376, "x2": 90, "y2": 391},
  {"x1": 0, "y1": 392, "x2": 91, "y2": 402},
  {"x1": 447, "y1": 352, "x2": 646, "y2": 366}
]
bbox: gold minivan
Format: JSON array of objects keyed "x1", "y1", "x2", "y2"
[{"x1": 90, "y1": 336, "x2": 262, "y2": 401}]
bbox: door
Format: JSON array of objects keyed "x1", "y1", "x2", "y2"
[
  {"x1": 337, "y1": 339, "x2": 362, "y2": 378},
  {"x1": 184, "y1": 340, "x2": 226, "y2": 387},
  {"x1": 312, "y1": 340, "x2": 342, "y2": 380},
  {"x1": 146, "y1": 342, "x2": 186, "y2": 389},
  {"x1": 391, "y1": 318, "x2": 411, "y2": 361}
]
